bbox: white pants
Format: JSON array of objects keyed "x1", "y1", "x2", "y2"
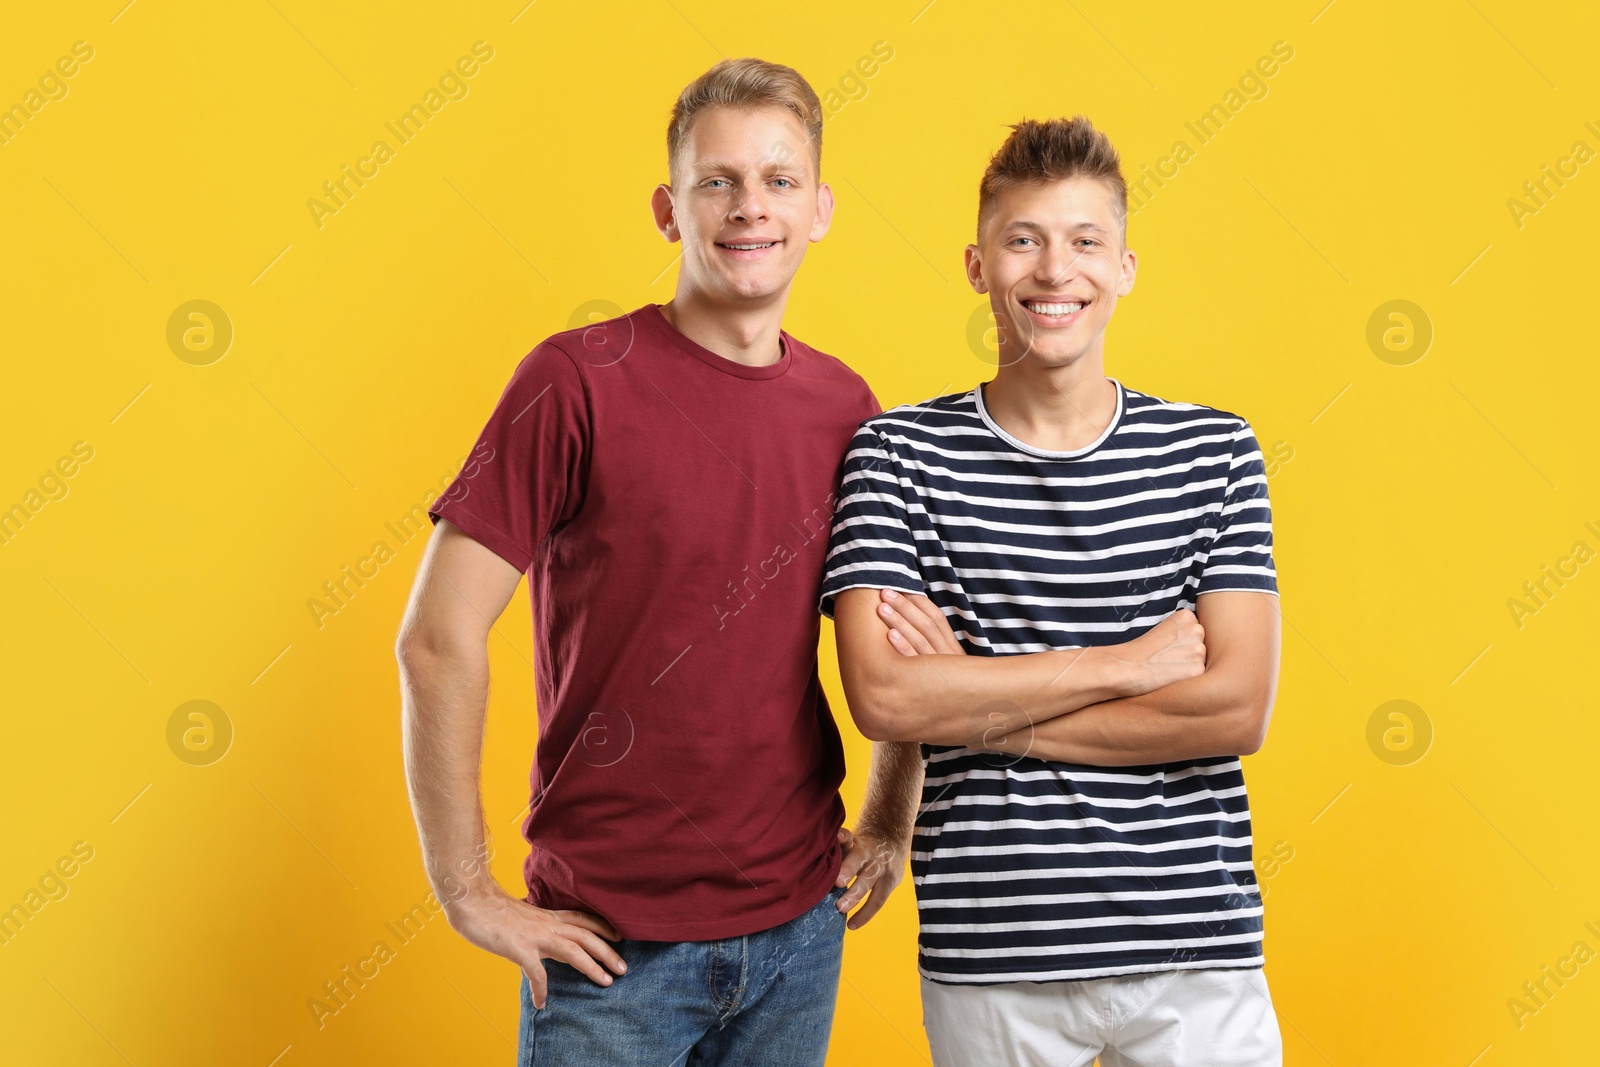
[{"x1": 921, "y1": 967, "x2": 1283, "y2": 1067}]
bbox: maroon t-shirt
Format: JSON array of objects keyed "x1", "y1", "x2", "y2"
[{"x1": 428, "y1": 303, "x2": 881, "y2": 940}]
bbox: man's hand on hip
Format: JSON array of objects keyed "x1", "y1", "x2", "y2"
[
  {"x1": 834, "y1": 824, "x2": 910, "y2": 930},
  {"x1": 444, "y1": 889, "x2": 627, "y2": 1009}
]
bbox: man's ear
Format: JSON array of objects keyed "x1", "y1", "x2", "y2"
[
  {"x1": 964, "y1": 244, "x2": 987, "y2": 294},
  {"x1": 651, "y1": 184, "x2": 680, "y2": 243},
  {"x1": 1118, "y1": 247, "x2": 1137, "y2": 297},
  {"x1": 809, "y1": 181, "x2": 835, "y2": 243}
]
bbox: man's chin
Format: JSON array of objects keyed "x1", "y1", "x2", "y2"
[
  {"x1": 1005, "y1": 344, "x2": 1093, "y2": 370},
  {"x1": 707, "y1": 273, "x2": 794, "y2": 305}
]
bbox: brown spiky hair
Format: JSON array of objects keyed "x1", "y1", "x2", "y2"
[
  {"x1": 977, "y1": 116, "x2": 1127, "y2": 244},
  {"x1": 666, "y1": 58, "x2": 823, "y2": 184}
]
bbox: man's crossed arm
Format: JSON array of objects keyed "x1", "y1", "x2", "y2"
[{"x1": 831, "y1": 587, "x2": 1280, "y2": 766}]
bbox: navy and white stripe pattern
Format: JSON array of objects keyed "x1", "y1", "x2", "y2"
[{"x1": 818, "y1": 379, "x2": 1278, "y2": 984}]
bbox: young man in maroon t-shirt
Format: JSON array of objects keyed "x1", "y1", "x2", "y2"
[{"x1": 395, "y1": 59, "x2": 921, "y2": 1065}]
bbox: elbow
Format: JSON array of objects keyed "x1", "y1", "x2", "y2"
[
  {"x1": 394, "y1": 615, "x2": 433, "y2": 666},
  {"x1": 854, "y1": 713, "x2": 896, "y2": 743},
  {"x1": 395, "y1": 629, "x2": 478, "y2": 692},
  {"x1": 395, "y1": 631, "x2": 433, "y2": 671},
  {"x1": 1234, "y1": 701, "x2": 1274, "y2": 756},
  {"x1": 840, "y1": 669, "x2": 916, "y2": 743},
  {"x1": 396, "y1": 616, "x2": 477, "y2": 667},
  {"x1": 845, "y1": 688, "x2": 905, "y2": 742},
  {"x1": 862, "y1": 710, "x2": 920, "y2": 743},
  {"x1": 858, "y1": 702, "x2": 933, "y2": 744}
]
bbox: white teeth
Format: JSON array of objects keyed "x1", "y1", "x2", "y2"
[
  {"x1": 723, "y1": 242, "x2": 774, "y2": 250},
  {"x1": 1027, "y1": 301, "x2": 1084, "y2": 316}
]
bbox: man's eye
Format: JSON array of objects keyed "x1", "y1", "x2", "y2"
[
  {"x1": 705, "y1": 178, "x2": 730, "y2": 189},
  {"x1": 772, "y1": 178, "x2": 793, "y2": 188},
  {"x1": 1011, "y1": 236, "x2": 1036, "y2": 247}
]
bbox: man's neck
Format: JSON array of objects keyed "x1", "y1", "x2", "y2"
[
  {"x1": 660, "y1": 287, "x2": 789, "y2": 368},
  {"x1": 983, "y1": 351, "x2": 1117, "y2": 453}
]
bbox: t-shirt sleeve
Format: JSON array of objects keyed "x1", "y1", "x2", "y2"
[
  {"x1": 427, "y1": 341, "x2": 590, "y2": 574},
  {"x1": 1197, "y1": 419, "x2": 1278, "y2": 596},
  {"x1": 860, "y1": 381, "x2": 884, "y2": 421},
  {"x1": 817, "y1": 423, "x2": 926, "y2": 619}
]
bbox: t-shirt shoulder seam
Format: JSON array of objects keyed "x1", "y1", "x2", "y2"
[
  {"x1": 790, "y1": 338, "x2": 847, "y2": 372},
  {"x1": 789, "y1": 341, "x2": 879, "y2": 402},
  {"x1": 532, "y1": 336, "x2": 596, "y2": 432},
  {"x1": 864, "y1": 393, "x2": 970, "y2": 426},
  {"x1": 1130, "y1": 387, "x2": 1251, "y2": 427}
]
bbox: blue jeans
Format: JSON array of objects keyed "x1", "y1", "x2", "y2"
[{"x1": 516, "y1": 885, "x2": 847, "y2": 1066}]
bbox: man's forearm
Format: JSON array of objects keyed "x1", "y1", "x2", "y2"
[
  {"x1": 397, "y1": 640, "x2": 503, "y2": 907},
  {"x1": 852, "y1": 646, "x2": 1131, "y2": 746},
  {"x1": 855, "y1": 741, "x2": 924, "y2": 841},
  {"x1": 983, "y1": 665, "x2": 1264, "y2": 767}
]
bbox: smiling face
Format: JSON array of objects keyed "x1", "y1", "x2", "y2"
[
  {"x1": 966, "y1": 176, "x2": 1136, "y2": 370},
  {"x1": 652, "y1": 105, "x2": 833, "y2": 307}
]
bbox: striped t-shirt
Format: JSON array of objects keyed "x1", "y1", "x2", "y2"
[{"x1": 818, "y1": 378, "x2": 1279, "y2": 985}]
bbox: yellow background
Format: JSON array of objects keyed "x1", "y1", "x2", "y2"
[{"x1": 3, "y1": 1, "x2": 1597, "y2": 1063}]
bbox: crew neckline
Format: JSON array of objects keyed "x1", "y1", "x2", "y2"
[
  {"x1": 975, "y1": 377, "x2": 1125, "y2": 459},
  {"x1": 640, "y1": 303, "x2": 794, "y2": 381}
]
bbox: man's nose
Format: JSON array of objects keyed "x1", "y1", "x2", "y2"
[
  {"x1": 731, "y1": 179, "x2": 770, "y2": 221},
  {"x1": 1036, "y1": 243, "x2": 1083, "y2": 285}
]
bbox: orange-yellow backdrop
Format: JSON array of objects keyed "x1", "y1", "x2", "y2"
[{"x1": 3, "y1": 1, "x2": 1598, "y2": 1064}]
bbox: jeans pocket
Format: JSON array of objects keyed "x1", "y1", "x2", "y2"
[
  {"x1": 820, "y1": 883, "x2": 847, "y2": 919},
  {"x1": 516, "y1": 972, "x2": 536, "y2": 1067}
]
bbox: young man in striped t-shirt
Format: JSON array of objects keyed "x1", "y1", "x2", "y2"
[{"x1": 819, "y1": 116, "x2": 1285, "y2": 1064}]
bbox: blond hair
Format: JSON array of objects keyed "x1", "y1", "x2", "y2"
[{"x1": 667, "y1": 58, "x2": 824, "y2": 181}]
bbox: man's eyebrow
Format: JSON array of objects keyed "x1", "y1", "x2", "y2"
[
  {"x1": 690, "y1": 158, "x2": 798, "y2": 175},
  {"x1": 1005, "y1": 219, "x2": 1113, "y2": 235}
]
